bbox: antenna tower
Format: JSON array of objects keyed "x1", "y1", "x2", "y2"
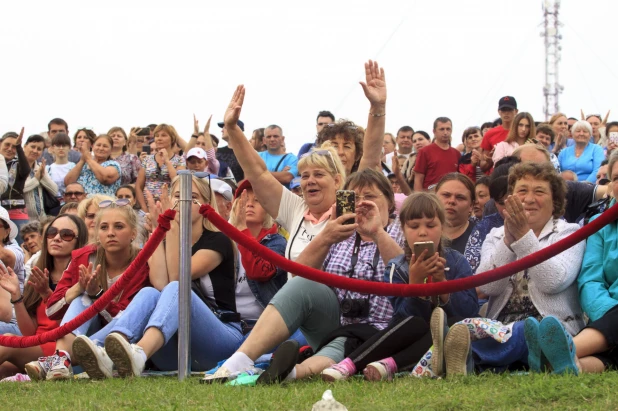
[{"x1": 541, "y1": 0, "x2": 563, "y2": 120}]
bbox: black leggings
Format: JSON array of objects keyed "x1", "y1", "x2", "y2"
[{"x1": 348, "y1": 315, "x2": 462, "y2": 371}]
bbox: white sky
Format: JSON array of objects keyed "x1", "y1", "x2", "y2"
[{"x1": 1, "y1": 0, "x2": 617, "y2": 155}]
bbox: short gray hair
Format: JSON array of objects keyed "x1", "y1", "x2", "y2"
[{"x1": 572, "y1": 120, "x2": 593, "y2": 136}]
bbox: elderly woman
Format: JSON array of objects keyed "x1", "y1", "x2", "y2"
[
  {"x1": 64, "y1": 135, "x2": 121, "y2": 197},
  {"x1": 558, "y1": 120, "x2": 604, "y2": 184},
  {"x1": 108, "y1": 127, "x2": 142, "y2": 185},
  {"x1": 135, "y1": 124, "x2": 186, "y2": 210},
  {"x1": 433, "y1": 162, "x2": 585, "y2": 376},
  {"x1": 532, "y1": 152, "x2": 618, "y2": 374},
  {"x1": 493, "y1": 112, "x2": 536, "y2": 164}
]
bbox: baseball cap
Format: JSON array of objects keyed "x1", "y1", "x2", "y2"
[
  {"x1": 498, "y1": 96, "x2": 517, "y2": 110},
  {"x1": 217, "y1": 120, "x2": 245, "y2": 132},
  {"x1": 290, "y1": 177, "x2": 301, "y2": 190},
  {"x1": 234, "y1": 179, "x2": 252, "y2": 200},
  {"x1": 186, "y1": 147, "x2": 207, "y2": 160},
  {"x1": 210, "y1": 178, "x2": 234, "y2": 202}
]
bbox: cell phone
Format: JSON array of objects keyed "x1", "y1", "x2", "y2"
[
  {"x1": 142, "y1": 145, "x2": 151, "y2": 155},
  {"x1": 137, "y1": 127, "x2": 151, "y2": 137},
  {"x1": 609, "y1": 132, "x2": 618, "y2": 145},
  {"x1": 336, "y1": 190, "x2": 356, "y2": 225},
  {"x1": 413, "y1": 241, "x2": 435, "y2": 260}
]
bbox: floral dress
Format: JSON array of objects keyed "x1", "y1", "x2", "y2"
[
  {"x1": 113, "y1": 153, "x2": 142, "y2": 186},
  {"x1": 142, "y1": 154, "x2": 185, "y2": 199},
  {"x1": 77, "y1": 160, "x2": 121, "y2": 197}
]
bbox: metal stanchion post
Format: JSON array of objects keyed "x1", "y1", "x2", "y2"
[{"x1": 178, "y1": 170, "x2": 192, "y2": 380}]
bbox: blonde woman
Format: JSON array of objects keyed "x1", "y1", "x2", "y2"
[{"x1": 77, "y1": 194, "x2": 115, "y2": 243}]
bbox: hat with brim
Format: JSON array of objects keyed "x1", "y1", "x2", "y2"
[
  {"x1": 0, "y1": 206, "x2": 18, "y2": 242},
  {"x1": 217, "y1": 120, "x2": 245, "y2": 132}
]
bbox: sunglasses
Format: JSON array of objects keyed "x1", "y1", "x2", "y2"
[
  {"x1": 99, "y1": 199, "x2": 131, "y2": 208},
  {"x1": 64, "y1": 191, "x2": 86, "y2": 198},
  {"x1": 46, "y1": 227, "x2": 77, "y2": 242}
]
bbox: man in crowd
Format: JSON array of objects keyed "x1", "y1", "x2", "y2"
[
  {"x1": 414, "y1": 117, "x2": 460, "y2": 191},
  {"x1": 42, "y1": 118, "x2": 81, "y2": 164},
  {"x1": 297, "y1": 110, "x2": 335, "y2": 158},
  {"x1": 259, "y1": 125, "x2": 298, "y2": 188},
  {"x1": 385, "y1": 126, "x2": 414, "y2": 165},
  {"x1": 382, "y1": 132, "x2": 396, "y2": 160},
  {"x1": 210, "y1": 179, "x2": 233, "y2": 221},
  {"x1": 480, "y1": 96, "x2": 518, "y2": 171},
  {"x1": 63, "y1": 182, "x2": 87, "y2": 205},
  {"x1": 216, "y1": 120, "x2": 245, "y2": 182}
]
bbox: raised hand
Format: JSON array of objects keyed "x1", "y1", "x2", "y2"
[
  {"x1": 224, "y1": 85, "x2": 245, "y2": 129},
  {"x1": 359, "y1": 60, "x2": 386, "y2": 107},
  {"x1": 29, "y1": 267, "x2": 52, "y2": 299},
  {"x1": 602, "y1": 110, "x2": 611, "y2": 126},
  {"x1": 355, "y1": 200, "x2": 383, "y2": 241},
  {"x1": 36, "y1": 158, "x2": 46, "y2": 180},
  {"x1": 503, "y1": 195, "x2": 530, "y2": 246},
  {"x1": 15, "y1": 127, "x2": 24, "y2": 147},
  {"x1": 235, "y1": 189, "x2": 248, "y2": 232},
  {"x1": 193, "y1": 114, "x2": 200, "y2": 135},
  {"x1": 203, "y1": 114, "x2": 212, "y2": 135},
  {"x1": 391, "y1": 150, "x2": 401, "y2": 175},
  {"x1": 0, "y1": 263, "x2": 20, "y2": 299}
]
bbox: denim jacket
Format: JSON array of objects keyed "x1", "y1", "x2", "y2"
[
  {"x1": 239, "y1": 227, "x2": 288, "y2": 308},
  {"x1": 384, "y1": 248, "x2": 479, "y2": 324}
]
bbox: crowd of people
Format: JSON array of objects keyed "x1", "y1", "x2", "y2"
[{"x1": 0, "y1": 60, "x2": 616, "y2": 385}]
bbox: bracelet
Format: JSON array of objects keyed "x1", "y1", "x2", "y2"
[
  {"x1": 369, "y1": 112, "x2": 386, "y2": 117},
  {"x1": 10, "y1": 295, "x2": 24, "y2": 304}
]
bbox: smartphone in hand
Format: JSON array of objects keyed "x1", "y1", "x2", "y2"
[
  {"x1": 413, "y1": 241, "x2": 435, "y2": 260},
  {"x1": 336, "y1": 190, "x2": 356, "y2": 225}
]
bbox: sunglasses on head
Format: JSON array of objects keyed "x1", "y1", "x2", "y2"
[
  {"x1": 46, "y1": 227, "x2": 77, "y2": 242},
  {"x1": 99, "y1": 199, "x2": 131, "y2": 208}
]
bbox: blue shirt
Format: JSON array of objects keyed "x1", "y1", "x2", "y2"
[
  {"x1": 558, "y1": 142, "x2": 604, "y2": 183},
  {"x1": 258, "y1": 151, "x2": 299, "y2": 189}
]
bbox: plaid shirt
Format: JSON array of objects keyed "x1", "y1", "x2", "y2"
[{"x1": 323, "y1": 219, "x2": 405, "y2": 330}]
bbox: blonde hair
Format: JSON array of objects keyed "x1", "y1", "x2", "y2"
[
  {"x1": 107, "y1": 127, "x2": 128, "y2": 152},
  {"x1": 297, "y1": 143, "x2": 346, "y2": 189},
  {"x1": 229, "y1": 191, "x2": 275, "y2": 230},
  {"x1": 77, "y1": 194, "x2": 115, "y2": 220},
  {"x1": 93, "y1": 204, "x2": 141, "y2": 294},
  {"x1": 549, "y1": 112, "x2": 567, "y2": 126},
  {"x1": 168, "y1": 175, "x2": 219, "y2": 233}
]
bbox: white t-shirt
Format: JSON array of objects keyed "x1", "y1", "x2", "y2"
[
  {"x1": 276, "y1": 188, "x2": 329, "y2": 262},
  {"x1": 235, "y1": 256, "x2": 264, "y2": 320},
  {"x1": 384, "y1": 151, "x2": 411, "y2": 167},
  {"x1": 47, "y1": 162, "x2": 76, "y2": 197}
]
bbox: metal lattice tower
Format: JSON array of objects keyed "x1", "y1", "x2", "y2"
[{"x1": 541, "y1": 0, "x2": 564, "y2": 120}]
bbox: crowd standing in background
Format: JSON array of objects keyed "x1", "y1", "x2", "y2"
[{"x1": 0, "y1": 60, "x2": 617, "y2": 385}]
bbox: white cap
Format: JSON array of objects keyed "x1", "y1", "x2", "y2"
[
  {"x1": 186, "y1": 147, "x2": 208, "y2": 160},
  {"x1": 209, "y1": 179, "x2": 233, "y2": 202},
  {"x1": 0, "y1": 206, "x2": 18, "y2": 241}
]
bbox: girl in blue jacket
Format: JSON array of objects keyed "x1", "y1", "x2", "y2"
[{"x1": 321, "y1": 192, "x2": 478, "y2": 382}]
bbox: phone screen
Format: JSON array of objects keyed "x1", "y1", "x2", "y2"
[
  {"x1": 142, "y1": 145, "x2": 152, "y2": 155},
  {"x1": 609, "y1": 132, "x2": 618, "y2": 145}
]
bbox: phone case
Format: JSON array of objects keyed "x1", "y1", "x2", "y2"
[
  {"x1": 336, "y1": 190, "x2": 356, "y2": 224},
  {"x1": 413, "y1": 241, "x2": 435, "y2": 260}
]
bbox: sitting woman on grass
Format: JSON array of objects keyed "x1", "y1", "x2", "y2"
[
  {"x1": 530, "y1": 151, "x2": 618, "y2": 374},
  {"x1": 0, "y1": 214, "x2": 87, "y2": 379},
  {"x1": 25, "y1": 201, "x2": 153, "y2": 381},
  {"x1": 429, "y1": 162, "x2": 586, "y2": 377},
  {"x1": 320, "y1": 192, "x2": 478, "y2": 382}
]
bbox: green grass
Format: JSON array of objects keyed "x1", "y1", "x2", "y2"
[{"x1": 1, "y1": 372, "x2": 616, "y2": 410}]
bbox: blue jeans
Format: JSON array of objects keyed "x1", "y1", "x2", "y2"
[
  {"x1": 110, "y1": 282, "x2": 244, "y2": 372},
  {"x1": 471, "y1": 320, "x2": 528, "y2": 372},
  {"x1": 60, "y1": 294, "x2": 119, "y2": 345},
  {"x1": 0, "y1": 320, "x2": 21, "y2": 336}
]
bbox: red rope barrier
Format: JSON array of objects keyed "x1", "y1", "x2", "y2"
[
  {"x1": 199, "y1": 202, "x2": 618, "y2": 297},
  {"x1": 0, "y1": 210, "x2": 176, "y2": 348}
]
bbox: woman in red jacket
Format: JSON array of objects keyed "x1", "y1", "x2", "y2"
[
  {"x1": 24, "y1": 200, "x2": 152, "y2": 381},
  {"x1": 0, "y1": 214, "x2": 87, "y2": 379}
]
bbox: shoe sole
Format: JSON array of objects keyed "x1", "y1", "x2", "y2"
[
  {"x1": 320, "y1": 371, "x2": 339, "y2": 383},
  {"x1": 73, "y1": 336, "x2": 112, "y2": 380},
  {"x1": 257, "y1": 340, "x2": 299, "y2": 385},
  {"x1": 200, "y1": 375, "x2": 229, "y2": 384},
  {"x1": 24, "y1": 363, "x2": 45, "y2": 382},
  {"x1": 46, "y1": 368, "x2": 73, "y2": 381},
  {"x1": 363, "y1": 364, "x2": 386, "y2": 382},
  {"x1": 524, "y1": 318, "x2": 542, "y2": 373},
  {"x1": 539, "y1": 317, "x2": 579, "y2": 375},
  {"x1": 105, "y1": 334, "x2": 138, "y2": 378},
  {"x1": 444, "y1": 324, "x2": 470, "y2": 378},
  {"x1": 430, "y1": 308, "x2": 446, "y2": 377}
]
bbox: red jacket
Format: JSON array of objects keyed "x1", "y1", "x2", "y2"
[
  {"x1": 46, "y1": 244, "x2": 150, "y2": 321},
  {"x1": 237, "y1": 225, "x2": 282, "y2": 282}
]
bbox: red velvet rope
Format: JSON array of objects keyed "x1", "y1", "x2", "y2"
[
  {"x1": 0, "y1": 210, "x2": 176, "y2": 348},
  {"x1": 199, "y1": 202, "x2": 618, "y2": 297}
]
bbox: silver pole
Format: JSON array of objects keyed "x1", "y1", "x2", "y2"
[{"x1": 177, "y1": 170, "x2": 193, "y2": 380}]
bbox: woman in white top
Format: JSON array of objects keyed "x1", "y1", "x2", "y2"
[{"x1": 221, "y1": 60, "x2": 387, "y2": 261}]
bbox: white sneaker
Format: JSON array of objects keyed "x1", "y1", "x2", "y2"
[
  {"x1": 45, "y1": 350, "x2": 74, "y2": 381},
  {"x1": 24, "y1": 355, "x2": 54, "y2": 382},
  {"x1": 72, "y1": 335, "x2": 114, "y2": 379},
  {"x1": 104, "y1": 333, "x2": 146, "y2": 378}
]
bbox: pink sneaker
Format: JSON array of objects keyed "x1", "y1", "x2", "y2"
[
  {"x1": 363, "y1": 357, "x2": 397, "y2": 381},
  {"x1": 321, "y1": 358, "x2": 357, "y2": 382}
]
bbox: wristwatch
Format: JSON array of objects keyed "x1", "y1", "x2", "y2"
[{"x1": 88, "y1": 288, "x2": 104, "y2": 300}]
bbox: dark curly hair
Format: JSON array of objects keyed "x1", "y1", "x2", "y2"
[{"x1": 316, "y1": 119, "x2": 364, "y2": 166}]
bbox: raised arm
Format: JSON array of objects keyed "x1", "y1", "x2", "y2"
[
  {"x1": 358, "y1": 60, "x2": 386, "y2": 172},
  {"x1": 224, "y1": 85, "x2": 284, "y2": 219}
]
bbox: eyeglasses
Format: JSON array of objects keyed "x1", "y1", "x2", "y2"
[
  {"x1": 46, "y1": 227, "x2": 77, "y2": 242},
  {"x1": 356, "y1": 193, "x2": 384, "y2": 202},
  {"x1": 64, "y1": 191, "x2": 86, "y2": 198},
  {"x1": 99, "y1": 199, "x2": 131, "y2": 208}
]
